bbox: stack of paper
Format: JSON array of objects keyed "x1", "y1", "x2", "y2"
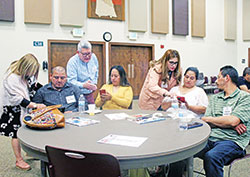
[
  {"x1": 98, "y1": 134, "x2": 148, "y2": 147},
  {"x1": 66, "y1": 117, "x2": 100, "y2": 127},
  {"x1": 127, "y1": 113, "x2": 166, "y2": 124},
  {"x1": 104, "y1": 113, "x2": 130, "y2": 120}
]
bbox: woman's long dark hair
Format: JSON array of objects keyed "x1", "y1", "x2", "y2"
[{"x1": 108, "y1": 65, "x2": 130, "y2": 86}]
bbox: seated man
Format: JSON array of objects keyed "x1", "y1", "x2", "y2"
[
  {"x1": 237, "y1": 67, "x2": 250, "y2": 93},
  {"x1": 32, "y1": 66, "x2": 81, "y2": 113},
  {"x1": 168, "y1": 65, "x2": 250, "y2": 177}
]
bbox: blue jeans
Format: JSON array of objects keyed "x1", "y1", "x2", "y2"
[{"x1": 195, "y1": 140, "x2": 245, "y2": 177}]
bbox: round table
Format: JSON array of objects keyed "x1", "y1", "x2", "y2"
[{"x1": 18, "y1": 109, "x2": 210, "y2": 177}]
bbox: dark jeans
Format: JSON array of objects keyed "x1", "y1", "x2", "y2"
[
  {"x1": 168, "y1": 140, "x2": 245, "y2": 177},
  {"x1": 196, "y1": 139, "x2": 245, "y2": 177}
]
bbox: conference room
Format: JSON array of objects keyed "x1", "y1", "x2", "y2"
[{"x1": 0, "y1": 0, "x2": 250, "y2": 177}]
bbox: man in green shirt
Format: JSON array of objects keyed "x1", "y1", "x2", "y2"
[
  {"x1": 168, "y1": 65, "x2": 250, "y2": 177},
  {"x1": 197, "y1": 65, "x2": 250, "y2": 177}
]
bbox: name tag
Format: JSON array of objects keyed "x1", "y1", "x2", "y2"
[
  {"x1": 223, "y1": 106, "x2": 232, "y2": 116},
  {"x1": 66, "y1": 95, "x2": 76, "y2": 104}
]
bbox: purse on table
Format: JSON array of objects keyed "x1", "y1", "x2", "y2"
[{"x1": 23, "y1": 105, "x2": 65, "y2": 129}]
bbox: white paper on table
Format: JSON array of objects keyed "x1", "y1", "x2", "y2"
[
  {"x1": 97, "y1": 134, "x2": 148, "y2": 147},
  {"x1": 104, "y1": 113, "x2": 130, "y2": 120}
]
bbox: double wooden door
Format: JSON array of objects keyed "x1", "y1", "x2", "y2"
[
  {"x1": 109, "y1": 42, "x2": 154, "y2": 98},
  {"x1": 48, "y1": 40, "x2": 106, "y2": 98}
]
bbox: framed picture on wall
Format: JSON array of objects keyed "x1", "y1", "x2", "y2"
[
  {"x1": 0, "y1": 0, "x2": 15, "y2": 22},
  {"x1": 88, "y1": 0, "x2": 125, "y2": 21}
]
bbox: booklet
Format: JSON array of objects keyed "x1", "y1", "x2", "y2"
[
  {"x1": 104, "y1": 113, "x2": 130, "y2": 120},
  {"x1": 126, "y1": 113, "x2": 166, "y2": 124},
  {"x1": 98, "y1": 134, "x2": 148, "y2": 147},
  {"x1": 66, "y1": 117, "x2": 100, "y2": 127}
]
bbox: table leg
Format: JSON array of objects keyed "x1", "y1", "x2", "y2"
[
  {"x1": 41, "y1": 160, "x2": 48, "y2": 177},
  {"x1": 186, "y1": 156, "x2": 194, "y2": 177}
]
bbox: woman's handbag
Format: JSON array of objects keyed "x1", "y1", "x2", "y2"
[{"x1": 23, "y1": 105, "x2": 65, "y2": 129}]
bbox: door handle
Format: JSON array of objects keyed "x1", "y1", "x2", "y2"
[
  {"x1": 128, "y1": 64, "x2": 131, "y2": 78},
  {"x1": 131, "y1": 64, "x2": 134, "y2": 78}
]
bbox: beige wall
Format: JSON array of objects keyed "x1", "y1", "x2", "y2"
[{"x1": 0, "y1": 0, "x2": 248, "y2": 85}]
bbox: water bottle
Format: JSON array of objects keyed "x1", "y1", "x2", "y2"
[
  {"x1": 78, "y1": 94, "x2": 85, "y2": 114},
  {"x1": 178, "y1": 103, "x2": 187, "y2": 118},
  {"x1": 178, "y1": 103, "x2": 188, "y2": 131},
  {"x1": 171, "y1": 97, "x2": 179, "y2": 118}
]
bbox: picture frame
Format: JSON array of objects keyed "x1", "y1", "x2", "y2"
[
  {"x1": 88, "y1": 0, "x2": 125, "y2": 21},
  {"x1": 172, "y1": 0, "x2": 188, "y2": 36},
  {"x1": 0, "y1": 0, "x2": 15, "y2": 22}
]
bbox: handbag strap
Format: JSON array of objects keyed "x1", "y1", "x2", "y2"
[{"x1": 31, "y1": 105, "x2": 62, "y2": 121}]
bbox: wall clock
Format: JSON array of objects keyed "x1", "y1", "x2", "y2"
[{"x1": 103, "y1": 32, "x2": 112, "y2": 42}]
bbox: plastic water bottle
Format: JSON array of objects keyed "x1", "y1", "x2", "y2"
[
  {"x1": 178, "y1": 103, "x2": 188, "y2": 131},
  {"x1": 171, "y1": 97, "x2": 179, "y2": 118},
  {"x1": 78, "y1": 94, "x2": 85, "y2": 114},
  {"x1": 178, "y1": 103, "x2": 187, "y2": 118}
]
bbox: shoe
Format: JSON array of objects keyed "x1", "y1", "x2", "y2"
[{"x1": 16, "y1": 159, "x2": 31, "y2": 171}]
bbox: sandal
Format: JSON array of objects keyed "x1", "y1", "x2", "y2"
[{"x1": 16, "y1": 159, "x2": 31, "y2": 171}]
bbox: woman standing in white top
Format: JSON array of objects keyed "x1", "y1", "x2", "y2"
[
  {"x1": 0, "y1": 54, "x2": 46, "y2": 170},
  {"x1": 162, "y1": 67, "x2": 208, "y2": 118}
]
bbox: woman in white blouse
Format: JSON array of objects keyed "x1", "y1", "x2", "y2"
[
  {"x1": 0, "y1": 54, "x2": 46, "y2": 170},
  {"x1": 162, "y1": 67, "x2": 208, "y2": 118}
]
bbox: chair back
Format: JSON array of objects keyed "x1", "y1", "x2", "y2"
[
  {"x1": 196, "y1": 72, "x2": 205, "y2": 87},
  {"x1": 128, "y1": 100, "x2": 133, "y2": 109},
  {"x1": 46, "y1": 145, "x2": 121, "y2": 177},
  {"x1": 204, "y1": 76, "x2": 208, "y2": 84}
]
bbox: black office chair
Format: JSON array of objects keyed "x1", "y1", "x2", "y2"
[
  {"x1": 128, "y1": 100, "x2": 133, "y2": 109},
  {"x1": 196, "y1": 72, "x2": 205, "y2": 88},
  {"x1": 45, "y1": 145, "x2": 121, "y2": 177}
]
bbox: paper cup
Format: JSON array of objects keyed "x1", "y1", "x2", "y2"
[{"x1": 88, "y1": 104, "x2": 95, "y2": 113}]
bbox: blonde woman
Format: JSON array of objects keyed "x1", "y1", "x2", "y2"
[
  {"x1": 139, "y1": 49, "x2": 182, "y2": 110},
  {"x1": 0, "y1": 54, "x2": 46, "y2": 170}
]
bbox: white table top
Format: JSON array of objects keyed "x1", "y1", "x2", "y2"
[{"x1": 18, "y1": 109, "x2": 211, "y2": 170}]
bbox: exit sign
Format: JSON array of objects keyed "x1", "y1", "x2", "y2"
[{"x1": 33, "y1": 41, "x2": 43, "y2": 47}]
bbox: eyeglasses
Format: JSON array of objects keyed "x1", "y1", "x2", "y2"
[
  {"x1": 168, "y1": 61, "x2": 178, "y2": 66},
  {"x1": 53, "y1": 76, "x2": 66, "y2": 80},
  {"x1": 79, "y1": 52, "x2": 92, "y2": 57},
  {"x1": 184, "y1": 75, "x2": 196, "y2": 81}
]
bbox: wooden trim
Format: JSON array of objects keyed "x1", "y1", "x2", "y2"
[
  {"x1": 48, "y1": 39, "x2": 80, "y2": 81},
  {"x1": 48, "y1": 39, "x2": 106, "y2": 82},
  {"x1": 89, "y1": 41, "x2": 106, "y2": 85},
  {"x1": 109, "y1": 42, "x2": 155, "y2": 47},
  {"x1": 108, "y1": 42, "x2": 155, "y2": 69}
]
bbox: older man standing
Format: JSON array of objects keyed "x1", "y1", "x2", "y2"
[
  {"x1": 66, "y1": 39, "x2": 99, "y2": 105},
  {"x1": 32, "y1": 66, "x2": 81, "y2": 113}
]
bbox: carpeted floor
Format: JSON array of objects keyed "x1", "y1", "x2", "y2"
[
  {"x1": 1, "y1": 135, "x2": 250, "y2": 177},
  {"x1": 1, "y1": 100, "x2": 250, "y2": 177}
]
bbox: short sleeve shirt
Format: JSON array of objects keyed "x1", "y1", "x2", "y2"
[{"x1": 205, "y1": 88, "x2": 250, "y2": 149}]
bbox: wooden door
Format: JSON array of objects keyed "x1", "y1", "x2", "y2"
[
  {"x1": 48, "y1": 40, "x2": 106, "y2": 98},
  {"x1": 109, "y1": 43, "x2": 154, "y2": 98}
]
